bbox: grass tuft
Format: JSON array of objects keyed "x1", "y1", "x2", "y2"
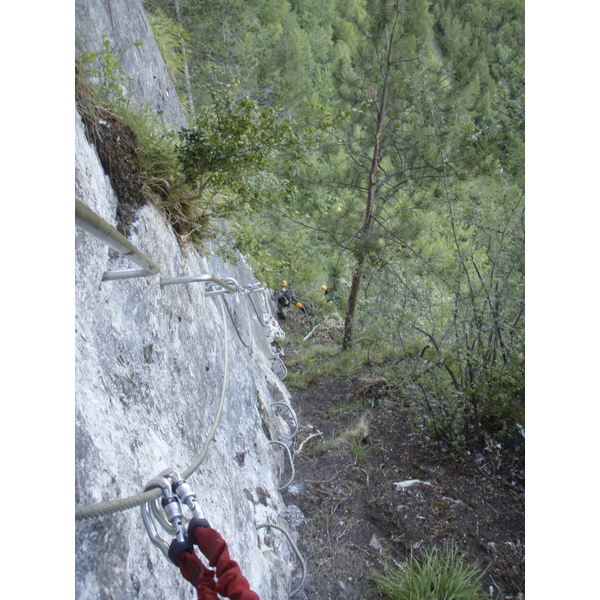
[
  {"x1": 285, "y1": 343, "x2": 366, "y2": 388},
  {"x1": 372, "y1": 545, "x2": 487, "y2": 600}
]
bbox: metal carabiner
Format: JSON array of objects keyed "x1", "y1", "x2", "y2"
[
  {"x1": 141, "y1": 474, "x2": 186, "y2": 561},
  {"x1": 158, "y1": 469, "x2": 205, "y2": 521},
  {"x1": 141, "y1": 476, "x2": 177, "y2": 560},
  {"x1": 141, "y1": 470, "x2": 206, "y2": 562}
]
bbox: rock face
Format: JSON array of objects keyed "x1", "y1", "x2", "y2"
[
  {"x1": 75, "y1": 0, "x2": 187, "y2": 128},
  {"x1": 75, "y1": 2, "x2": 299, "y2": 598}
]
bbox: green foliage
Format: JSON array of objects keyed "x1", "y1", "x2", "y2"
[
  {"x1": 152, "y1": 0, "x2": 524, "y2": 455},
  {"x1": 373, "y1": 545, "x2": 487, "y2": 599},
  {"x1": 285, "y1": 342, "x2": 367, "y2": 388},
  {"x1": 146, "y1": 6, "x2": 191, "y2": 113},
  {"x1": 114, "y1": 101, "x2": 180, "y2": 197},
  {"x1": 146, "y1": 7, "x2": 188, "y2": 83},
  {"x1": 76, "y1": 48, "x2": 180, "y2": 218},
  {"x1": 469, "y1": 352, "x2": 524, "y2": 445},
  {"x1": 79, "y1": 0, "x2": 524, "y2": 460},
  {"x1": 173, "y1": 70, "x2": 302, "y2": 212},
  {"x1": 79, "y1": 37, "x2": 141, "y2": 101}
]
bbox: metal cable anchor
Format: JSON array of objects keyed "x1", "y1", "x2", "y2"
[
  {"x1": 272, "y1": 402, "x2": 298, "y2": 438},
  {"x1": 239, "y1": 283, "x2": 267, "y2": 294},
  {"x1": 269, "y1": 441, "x2": 295, "y2": 491},
  {"x1": 269, "y1": 356, "x2": 288, "y2": 380},
  {"x1": 160, "y1": 274, "x2": 239, "y2": 296},
  {"x1": 140, "y1": 469, "x2": 205, "y2": 561}
]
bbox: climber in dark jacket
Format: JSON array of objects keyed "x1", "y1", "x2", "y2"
[{"x1": 271, "y1": 280, "x2": 292, "y2": 319}]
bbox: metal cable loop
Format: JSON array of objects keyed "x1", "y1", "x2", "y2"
[
  {"x1": 268, "y1": 441, "x2": 295, "y2": 491},
  {"x1": 256, "y1": 523, "x2": 306, "y2": 597},
  {"x1": 75, "y1": 298, "x2": 229, "y2": 521},
  {"x1": 269, "y1": 356, "x2": 288, "y2": 380},
  {"x1": 271, "y1": 403, "x2": 298, "y2": 439}
]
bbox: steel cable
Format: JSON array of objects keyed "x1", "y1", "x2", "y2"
[
  {"x1": 256, "y1": 523, "x2": 306, "y2": 597},
  {"x1": 271, "y1": 403, "x2": 298, "y2": 438},
  {"x1": 247, "y1": 287, "x2": 269, "y2": 329},
  {"x1": 75, "y1": 298, "x2": 229, "y2": 521},
  {"x1": 222, "y1": 292, "x2": 252, "y2": 349}
]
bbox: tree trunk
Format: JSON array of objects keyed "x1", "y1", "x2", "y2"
[
  {"x1": 341, "y1": 16, "x2": 396, "y2": 351},
  {"x1": 173, "y1": 0, "x2": 194, "y2": 115},
  {"x1": 342, "y1": 257, "x2": 366, "y2": 350}
]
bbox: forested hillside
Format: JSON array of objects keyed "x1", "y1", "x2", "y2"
[
  {"x1": 103, "y1": 0, "x2": 524, "y2": 456},
  {"x1": 73, "y1": 0, "x2": 525, "y2": 597}
]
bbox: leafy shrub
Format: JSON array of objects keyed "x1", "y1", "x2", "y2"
[
  {"x1": 78, "y1": 37, "x2": 137, "y2": 102},
  {"x1": 470, "y1": 354, "x2": 525, "y2": 448}
]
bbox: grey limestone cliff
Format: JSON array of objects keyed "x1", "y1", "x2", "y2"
[
  {"x1": 75, "y1": 1, "x2": 299, "y2": 598},
  {"x1": 75, "y1": 0, "x2": 187, "y2": 128}
]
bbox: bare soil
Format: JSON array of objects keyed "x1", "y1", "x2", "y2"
[{"x1": 277, "y1": 318, "x2": 525, "y2": 600}]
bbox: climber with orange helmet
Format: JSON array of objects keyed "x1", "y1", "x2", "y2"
[
  {"x1": 322, "y1": 284, "x2": 332, "y2": 301},
  {"x1": 295, "y1": 302, "x2": 309, "y2": 318}
]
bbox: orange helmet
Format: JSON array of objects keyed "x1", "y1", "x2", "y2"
[
  {"x1": 296, "y1": 302, "x2": 302, "y2": 309},
  {"x1": 281, "y1": 280, "x2": 287, "y2": 287},
  {"x1": 321, "y1": 285, "x2": 328, "y2": 291}
]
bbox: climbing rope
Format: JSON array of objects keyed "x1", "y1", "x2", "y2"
[
  {"x1": 256, "y1": 523, "x2": 306, "y2": 597},
  {"x1": 76, "y1": 204, "x2": 302, "y2": 594},
  {"x1": 76, "y1": 287, "x2": 293, "y2": 518},
  {"x1": 75, "y1": 297, "x2": 230, "y2": 521}
]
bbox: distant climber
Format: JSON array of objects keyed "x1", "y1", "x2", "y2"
[
  {"x1": 271, "y1": 281, "x2": 292, "y2": 320},
  {"x1": 296, "y1": 302, "x2": 308, "y2": 317},
  {"x1": 295, "y1": 302, "x2": 310, "y2": 324},
  {"x1": 322, "y1": 285, "x2": 332, "y2": 301}
]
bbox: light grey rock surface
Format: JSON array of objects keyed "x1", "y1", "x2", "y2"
[
  {"x1": 75, "y1": 1, "x2": 300, "y2": 598},
  {"x1": 75, "y1": 0, "x2": 187, "y2": 128}
]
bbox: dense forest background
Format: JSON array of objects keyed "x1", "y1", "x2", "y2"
[{"x1": 86, "y1": 0, "x2": 524, "y2": 456}]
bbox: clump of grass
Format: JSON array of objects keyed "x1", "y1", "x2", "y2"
[
  {"x1": 336, "y1": 413, "x2": 371, "y2": 462},
  {"x1": 285, "y1": 343, "x2": 367, "y2": 388},
  {"x1": 146, "y1": 8, "x2": 188, "y2": 88},
  {"x1": 76, "y1": 50, "x2": 218, "y2": 244},
  {"x1": 287, "y1": 343, "x2": 339, "y2": 365},
  {"x1": 336, "y1": 413, "x2": 371, "y2": 444},
  {"x1": 305, "y1": 413, "x2": 371, "y2": 460},
  {"x1": 373, "y1": 545, "x2": 487, "y2": 600},
  {"x1": 285, "y1": 344, "x2": 340, "y2": 388},
  {"x1": 326, "y1": 395, "x2": 367, "y2": 419}
]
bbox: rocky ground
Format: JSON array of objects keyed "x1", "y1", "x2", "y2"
[{"x1": 275, "y1": 318, "x2": 525, "y2": 600}]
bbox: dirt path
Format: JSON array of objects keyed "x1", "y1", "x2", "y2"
[{"x1": 277, "y1": 331, "x2": 525, "y2": 599}]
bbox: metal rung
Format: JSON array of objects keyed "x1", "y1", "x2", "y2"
[
  {"x1": 160, "y1": 275, "x2": 238, "y2": 295},
  {"x1": 75, "y1": 199, "x2": 160, "y2": 281}
]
